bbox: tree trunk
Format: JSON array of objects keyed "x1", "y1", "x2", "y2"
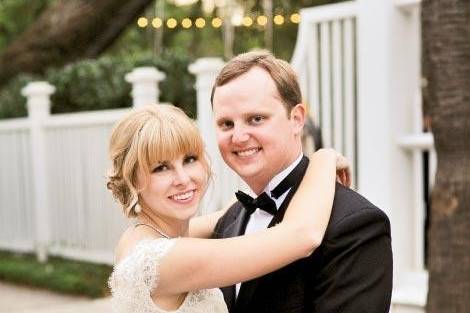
[
  {"x1": 262, "y1": 0, "x2": 273, "y2": 51},
  {"x1": 422, "y1": 0, "x2": 470, "y2": 312},
  {"x1": 0, "y1": 0, "x2": 153, "y2": 87}
]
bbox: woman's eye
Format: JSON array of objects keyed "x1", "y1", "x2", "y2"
[
  {"x1": 184, "y1": 155, "x2": 198, "y2": 164},
  {"x1": 152, "y1": 164, "x2": 168, "y2": 173}
]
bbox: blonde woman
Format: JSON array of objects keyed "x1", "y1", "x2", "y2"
[{"x1": 107, "y1": 104, "x2": 349, "y2": 313}]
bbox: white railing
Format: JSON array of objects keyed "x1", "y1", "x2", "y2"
[
  {"x1": 0, "y1": 125, "x2": 34, "y2": 253},
  {"x1": 291, "y1": 1, "x2": 358, "y2": 184},
  {"x1": 291, "y1": 1, "x2": 428, "y2": 312},
  {"x1": 392, "y1": 90, "x2": 434, "y2": 311}
]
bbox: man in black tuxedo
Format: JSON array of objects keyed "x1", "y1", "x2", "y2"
[{"x1": 210, "y1": 51, "x2": 393, "y2": 313}]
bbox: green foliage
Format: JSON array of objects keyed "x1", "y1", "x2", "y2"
[
  {"x1": 0, "y1": 250, "x2": 112, "y2": 298},
  {"x1": 0, "y1": 52, "x2": 196, "y2": 119},
  {"x1": 0, "y1": 74, "x2": 39, "y2": 119},
  {"x1": 0, "y1": 0, "x2": 349, "y2": 120},
  {"x1": 0, "y1": 0, "x2": 51, "y2": 50},
  {"x1": 47, "y1": 57, "x2": 134, "y2": 114}
]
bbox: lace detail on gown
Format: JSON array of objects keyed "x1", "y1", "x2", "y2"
[{"x1": 109, "y1": 239, "x2": 228, "y2": 313}]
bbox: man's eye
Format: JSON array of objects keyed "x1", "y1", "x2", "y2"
[
  {"x1": 250, "y1": 115, "x2": 265, "y2": 124},
  {"x1": 219, "y1": 120, "x2": 234, "y2": 130},
  {"x1": 184, "y1": 155, "x2": 198, "y2": 164},
  {"x1": 152, "y1": 164, "x2": 168, "y2": 173}
]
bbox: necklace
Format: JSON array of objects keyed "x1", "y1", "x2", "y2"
[{"x1": 135, "y1": 223, "x2": 172, "y2": 239}]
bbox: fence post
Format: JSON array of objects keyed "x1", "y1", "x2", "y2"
[
  {"x1": 125, "y1": 67, "x2": 166, "y2": 108},
  {"x1": 22, "y1": 81, "x2": 55, "y2": 263},
  {"x1": 189, "y1": 58, "x2": 238, "y2": 214},
  {"x1": 356, "y1": 0, "x2": 424, "y2": 309}
]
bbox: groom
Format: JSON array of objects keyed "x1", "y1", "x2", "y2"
[{"x1": 211, "y1": 51, "x2": 393, "y2": 313}]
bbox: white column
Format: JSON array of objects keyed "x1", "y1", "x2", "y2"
[
  {"x1": 125, "y1": 67, "x2": 166, "y2": 108},
  {"x1": 189, "y1": 58, "x2": 237, "y2": 214},
  {"x1": 22, "y1": 81, "x2": 55, "y2": 263},
  {"x1": 356, "y1": 0, "x2": 425, "y2": 311}
]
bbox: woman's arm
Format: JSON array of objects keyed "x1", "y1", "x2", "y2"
[
  {"x1": 189, "y1": 151, "x2": 350, "y2": 239},
  {"x1": 156, "y1": 149, "x2": 338, "y2": 296}
]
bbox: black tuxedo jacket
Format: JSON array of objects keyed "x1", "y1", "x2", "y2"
[{"x1": 212, "y1": 156, "x2": 393, "y2": 313}]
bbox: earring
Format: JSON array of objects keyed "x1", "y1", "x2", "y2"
[{"x1": 134, "y1": 203, "x2": 142, "y2": 213}]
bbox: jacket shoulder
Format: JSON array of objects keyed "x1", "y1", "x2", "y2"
[{"x1": 328, "y1": 184, "x2": 390, "y2": 236}]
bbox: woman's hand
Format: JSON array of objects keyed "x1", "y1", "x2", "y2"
[{"x1": 312, "y1": 149, "x2": 352, "y2": 188}]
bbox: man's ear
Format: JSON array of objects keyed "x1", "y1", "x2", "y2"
[{"x1": 290, "y1": 103, "x2": 306, "y2": 135}]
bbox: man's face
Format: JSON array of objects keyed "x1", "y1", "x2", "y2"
[{"x1": 212, "y1": 67, "x2": 305, "y2": 193}]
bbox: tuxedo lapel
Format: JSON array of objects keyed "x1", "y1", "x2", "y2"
[
  {"x1": 219, "y1": 203, "x2": 250, "y2": 312},
  {"x1": 235, "y1": 156, "x2": 310, "y2": 311},
  {"x1": 268, "y1": 156, "x2": 309, "y2": 228}
]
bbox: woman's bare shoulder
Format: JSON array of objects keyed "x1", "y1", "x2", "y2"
[{"x1": 114, "y1": 225, "x2": 159, "y2": 264}]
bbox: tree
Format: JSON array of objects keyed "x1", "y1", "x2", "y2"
[
  {"x1": 0, "y1": 0, "x2": 154, "y2": 87},
  {"x1": 422, "y1": 0, "x2": 470, "y2": 312}
]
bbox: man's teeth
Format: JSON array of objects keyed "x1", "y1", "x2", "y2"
[
  {"x1": 171, "y1": 191, "x2": 194, "y2": 201},
  {"x1": 237, "y1": 148, "x2": 259, "y2": 157}
]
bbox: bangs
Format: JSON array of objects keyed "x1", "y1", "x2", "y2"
[{"x1": 137, "y1": 111, "x2": 204, "y2": 172}]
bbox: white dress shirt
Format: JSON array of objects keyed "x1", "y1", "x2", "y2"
[{"x1": 235, "y1": 153, "x2": 303, "y2": 297}]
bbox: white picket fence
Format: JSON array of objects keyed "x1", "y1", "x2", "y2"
[{"x1": 0, "y1": 68, "x2": 166, "y2": 264}]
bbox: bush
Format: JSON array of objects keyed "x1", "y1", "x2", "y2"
[
  {"x1": 47, "y1": 57, "x2": 134, "y2": 114},
  {"x1": 0, "y1": 73, "x2": 39, "y2": 118},
  {"x1": 0, "y1": 52, "x2": 196, "y2": 119}
]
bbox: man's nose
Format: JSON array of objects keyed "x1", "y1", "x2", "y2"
[{"x1": 232, "y1": 124, "x2": 250, "y2": 143}]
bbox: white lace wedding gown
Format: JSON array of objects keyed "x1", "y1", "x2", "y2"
[{"x1": 109, "y1": 238, "x2": 229, "y2": 313}]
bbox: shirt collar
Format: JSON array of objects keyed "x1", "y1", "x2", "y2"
[{"x1": 263, "y1": 153, "x2": 303, "y2": 197}]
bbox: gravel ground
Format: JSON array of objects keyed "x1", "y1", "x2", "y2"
[{"x1": 0, "y1": 281, "x2": 112, "y2": 313}]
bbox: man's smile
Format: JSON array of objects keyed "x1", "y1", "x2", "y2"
[{"x1": 233, "y1": 147, "x2": 262, "y2": 158}]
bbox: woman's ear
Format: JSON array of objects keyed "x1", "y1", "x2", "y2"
[{"x1": 290, "y1": 103, "x2": 306, "y2": 135}]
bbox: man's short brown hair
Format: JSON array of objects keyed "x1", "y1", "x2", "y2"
[{"x1": 210, "y1": 50, "x2": 302, "y2": 113}]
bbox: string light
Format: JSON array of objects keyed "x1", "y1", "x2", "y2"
[
  {"x1": 137, "y1": 12, "x2": 302, "y2": 30},
  {"x1": 167, "y1": 18, "x2": 177, "y2": 29},
  {"x1": 256, "y1": 15, "x2": 268, "y2": 26},
  {"x1": 181, "y1": 18, "x2": 192, "y2": 28},
  {"x1": 242, "y1": 16, "x2": 253, "y2": 27},
  {"x1": 212, "y1": 17, "x2": 222, "y2": 28},
  {"x1": 290, "y1": 13, "x2": 301, "y2": 24},
  {"x1": 231, "y1": 11, "x2": 243, "y2": 26},
  {"x1": 137, "y1": 17, "x2": 148, "y2": 28},
  {"x1": 195, "y1": 17, "x2": 206, "y2": 28},
  {"x1": 152, "y1": 17, "x2": 163, "y2": 28},
  {"x1": 273, "y1": 14, "x2": 284, "y2": 25}
]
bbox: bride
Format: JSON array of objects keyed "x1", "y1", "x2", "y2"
[{"x1": 107, "y1": 104, "x2": 349, "y2": 313}]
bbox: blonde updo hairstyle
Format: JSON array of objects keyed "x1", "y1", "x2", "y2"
[{"x1": 107, "y1": 104, "x2": 210, "y2": 217}]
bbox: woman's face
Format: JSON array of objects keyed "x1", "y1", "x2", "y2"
[{"x1": 137, "y1": 153, "x2": 208, "y2": 223}]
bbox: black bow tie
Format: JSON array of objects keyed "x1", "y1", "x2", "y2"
[
  {"x1": 235, "y1": 191, "x2": 277, "y2": 215},
  {"x1": 235, "y1": 157, "x2": 307, "y2": 216}
]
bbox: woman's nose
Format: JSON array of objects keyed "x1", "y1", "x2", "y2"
[{"x1": 173, "y1": 166, "x2": 191, "y2": 185}]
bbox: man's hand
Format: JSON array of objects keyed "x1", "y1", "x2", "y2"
[
  {"x1": 312, "y1": 149, "x2": 352, "y2": 187},
  {"x1": 334, "y1": 152, "x2": 351, "y2": 187}
]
